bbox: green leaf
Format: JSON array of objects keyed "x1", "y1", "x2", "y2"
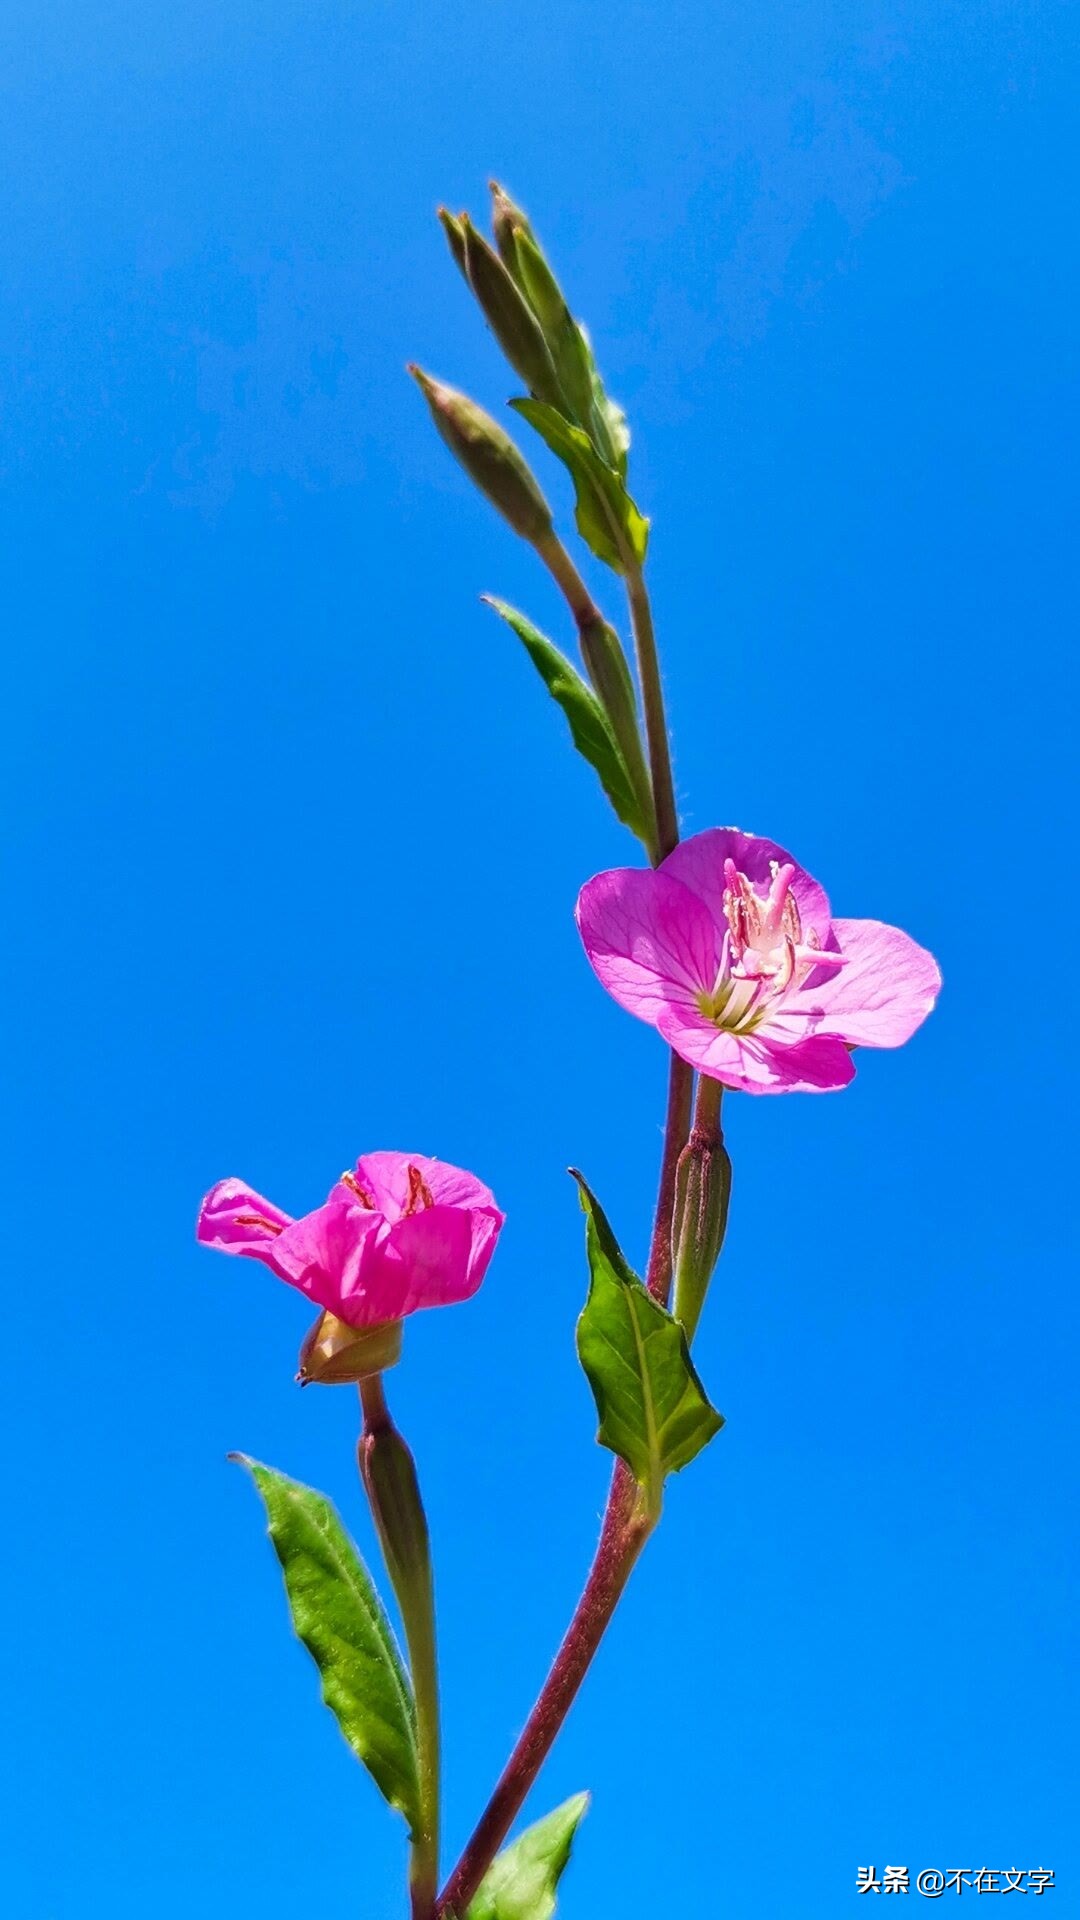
[
  {"x1": 465, "y1": 1794, "x2": 590, "y2": 1920},
  {"x1": 580, "y1": 322, "x2": 631, "y2": 477},
  {"x1": 510, "y1": 399, "x2": 649, "y2": 572},
  {"x1": 573, "y1": 1177, "x2": 723, "y2": 1506},
  {"x1": 484, "y1": 598, "x2": 648, "y2": 842},
  {"x1": 235, "y1": 1456, "x2": 419, "y2": 1828}
]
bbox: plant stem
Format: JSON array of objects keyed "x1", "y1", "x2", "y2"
[
  {"x1": 359, "y1": 1375, "x2": 440, "y2": 1920},
  {"x1": 534, "y1": 530, "x2": 603, "y2": 633},
  {"x1": 645, "y1": 1052, "x2": 695, "y2": 1306},
  {"x1": 436, "y1": 1055, "x2": 692, "y2": 1917},
  {"x1": 692, "y1": 1071, "x2": 723, "y2": 1139},
  {"x1": 436, "y1": 1474, "x2": 647, "y2": 1920},
  {"x1": 625, "y1": 565, "x2": 679, "y2": 859}
]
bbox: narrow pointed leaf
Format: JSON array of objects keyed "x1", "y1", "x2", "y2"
[
  {"x1": 465, "y1": 1793, "x2": 590, "y2": 1920},
  {"x1": 510, "y1": 399, "x2": 648, "y2": 572},
  {"x1": 235, "y1": 1456, "x2": 419, "y2": 1828},
  {"x1": 573, "y1": 1178, "x2": 723, "y2": 1500},
  {"x1": 485, "y1": 599, "x2": 649, "y2": 842}
]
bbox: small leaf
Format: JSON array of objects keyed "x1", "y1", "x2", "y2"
[
  {"x1": 235, "y1": 1456, "x2": 419, "y2": 1828},
  {"x1": 573, "y1": 1177, "x2": 723, "y2": 1505},
  {"x1": 581, "y1": 322, "x2": 631, "y2": 477},
  {"x1": 465, "y1": 1793, "x2": 590, "y2": 1920},
  {"x1": 485, "y1": 599, "x2": 648, "y2": 843},
  {"x1": 511, "y1": 399, "x2": 649, "y2": 572}
]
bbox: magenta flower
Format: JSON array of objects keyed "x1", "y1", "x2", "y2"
[
  {"x1": 197, "y1": 1151, "x2": 504, "y2": 1326},
  {"x1": 576, "y1": 828, "x2": 940, "y2": 1094}
]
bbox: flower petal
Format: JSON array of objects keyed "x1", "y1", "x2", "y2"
[
  {"x1": 196, "y1": 1178, "x2": 294, "y2": 1263},
  {"x1": 661, "y1": 828, "x2": 832, "y2": 945},
  {"x1": 786, "y1": 917, "x2": 941, "y2": 1048},
  {"x1": 270, "y1": 1195, "x2": 388, "y2": 1324},
  {"x1": 374, "y1": 1204, "x2": 497, "y2": 1318},
  {"x1": 656, "y1": 1005, "x2": 856, "y2": 1093},
  {"x1": 576, "y1": 866, "x2": 721, "y2": 1026},
  {"x1": 353, "y1": 1150, "x2": 499, "y2": 1217}
]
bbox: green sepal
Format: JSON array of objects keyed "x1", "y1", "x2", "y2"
[
  {"x1": 234, "y1": 1456, "x2": 420, "y2": 1830},
  {"x1": 511, "y1": 398, "x2": 649, "y2": 573},
  {"x1": 484, "y1": 598, "x2": 650, "y2": 846},
  {"x1": 463, "y1": 1793, "x2": 590, "y2": 1920},
  {"x1": 572, "y1": 1177, "x2": 723, "y2": 1510}
]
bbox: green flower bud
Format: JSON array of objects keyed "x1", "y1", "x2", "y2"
[
  {"x1": 437, "y1": 205, "x2": 468, "y2": 278},
  {"x1": 409, "y1": 366, "x2": 554, "y2": 543},
  {"x1": 459, "y1": 216, "x2": 565, "y2": 407},
  {"x1": 358, "y1": 1417, "x2": 432, "y2": 1620},
  {"x1": 489, "y1": 180, "x2": 538, "y2": 281},
  {"x1": 577, "y1": 613, "x2": 656, "y2": 841},
  {"x1": 296, "y1": 1311, "x2": 403, "y2": 1385},
  {"x1": 672, "y1": 1125, "x2": 732, "y2": 1342}
]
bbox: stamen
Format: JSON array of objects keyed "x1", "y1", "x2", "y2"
[
  {"x1": 405, "y1": 1164, "x2": 435, "y2": 1215},
  {"x1": 341, "y1": 1169, "x2": 376, "y2": 1208},
  {"x1": 234, "y1": 1212, "x2": 285, "y2": 1237}
]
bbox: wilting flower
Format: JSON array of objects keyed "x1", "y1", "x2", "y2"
[
  {"x1": 576, "y1": 827, "x2": 940, "y2": 1094},
  {"x1": 197, "y1": 1151, "x2": 504, "y2": 1327}
]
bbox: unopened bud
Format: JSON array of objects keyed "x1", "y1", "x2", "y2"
[
  {"x1": 437, "y1": 206, "x2": 468, "y2": 277},
  {"x1": 578, "y1": 615, "x2": 656, "y2": 845},
  {"x1": 297, "y1": 1312, "x2": 403, "y2": 1385},
  {"x1": 358, "y1": 1417, "x2": 432, "y2": 1611},
  {"x1": 489, "y1": 180, "x2": 538, "y2": 279},
  {"x1": 459, "y1": 216, "x2": 564, "y2": 407},
  {"x1": 672, "y1": 1125, "x2": 732, "y2": 1342},
  {"x1": 409, "y1": 366, "x2": 554, "y2": 543}
]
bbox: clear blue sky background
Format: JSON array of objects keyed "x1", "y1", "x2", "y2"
[{"x1": 2, "y1": 2, "x2": 1076, "y2": 1915}]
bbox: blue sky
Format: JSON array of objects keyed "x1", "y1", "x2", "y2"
[{"x1": 1, "y1": 1, "x2": 1076, "y2": 1915}]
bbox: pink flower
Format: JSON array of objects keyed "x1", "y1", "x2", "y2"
[
  {"x1": 197, "y1": 1151, "x2": 504, "y2": 1326},
  {"x1": 576, "y1": 828, "x2": 940, "y2": 1095}
]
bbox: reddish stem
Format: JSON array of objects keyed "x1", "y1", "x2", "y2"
[{"x1": 436, "y1": 1051, "x2": 693, "y2": 1918}]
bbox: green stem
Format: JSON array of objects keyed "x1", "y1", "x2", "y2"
[
  {"x1": 359, "y1": 1374, "x2": 440, "y2": 1920},
  {"x1": 626, "y1": 565, "x2": 679, "y2": 859}
]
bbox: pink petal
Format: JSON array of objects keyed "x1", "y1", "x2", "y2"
[
  {"x1": 270, "y1": 1195, "x2": 388, "y2": 1324},
  {"x1": 373, "y1": 1205, "x2": 497, "y2": 1318},
  {"x1": 575, "y1": 867, "x2": 721, "y2": 1026},
  {"x1": 656, "y1": 1005, "x2": 855, "y2": 1093},
  {"x1": 196, "y1": 1178, "x2": 294, "y2": 1259},
  {"x1": 786, "y1": 917, "x2": 941, "y2": 1048},
  {"x1": 353, "y1": 1150, "x2": 499, "y2": 1218},
  {"x1": 661, "y1": 828, "x2": 832, "y2": 945}
]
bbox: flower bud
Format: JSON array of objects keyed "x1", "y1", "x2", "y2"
[
  {"x1": 358, "y1": 1417, "x2": 432, "y2": 1614},
  {"x1": 459, "y1": 216, "x2": 565, "y2": 407},
  {"x1": 489, "y1": 180, "x2": 538, "y2": 280},
  {"x1": 671, "y1": 1126, "x2": 732, "y2": 1341},
  {"x1": 578, "y1": 614, "x2": 656, "y2": 842},
  {"x1": 409, "y1": 366, "x2": 554, "y2": 544},
  {"x1": 437, "y1": 206, "x2": 469, "y2": 277},
  {"x1": 297, "y1": 1311, "x2": 403, "y2": 1386}
]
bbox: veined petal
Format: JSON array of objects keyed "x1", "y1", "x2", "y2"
[
  {"x1": 353, "y1": 1149, "x2": 499, "y2": 1217},
  {"x1": 661, "y1": 828, "x2": 832, "y2": 946},
  {"x1": 576, "y1": 867, "x2": 722, "y2": 1025},
  {"x1": 656, "y1": 1005, "x2": 855, "y2": 1093},
  {"x1": 786, "y1": 917, "x2": 941, "y2": 1048}
]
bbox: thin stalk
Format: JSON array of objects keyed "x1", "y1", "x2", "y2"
[
  {"x1": 534, "y1": 530, "x2": 603, "y2": 634},
  {"x1": 436, "y1": 1054, "x2": 692, "y2": 1918},
  {"x1": 625, "y1": 565, "x2": 679, "y2": 859},
  {"x1": 359, "y1": 1375, "x2": 440, "y2": 1920}
]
